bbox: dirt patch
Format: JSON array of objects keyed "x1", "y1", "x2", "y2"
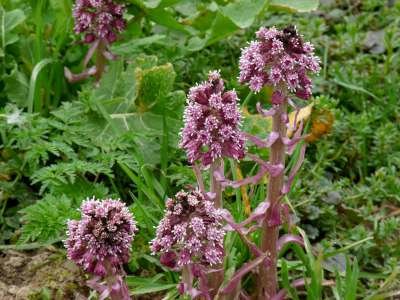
[{"x1": 0, "y1": 248, "x2": 88, "y2": 299}]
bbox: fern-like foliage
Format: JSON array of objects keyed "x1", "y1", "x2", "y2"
[
  {"x1": 0, "y1": 54, "x2": 186, "y2": 245},
  {"x1": 31, "y1": 160, "x2": 114, "y2": 194},
  {"x1": 18, "y1": 195, "x2": 80, "y2": 244}
]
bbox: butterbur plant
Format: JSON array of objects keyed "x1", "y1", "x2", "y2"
[
  {"x1": 64, "y1": 0, "x2": 126, "y2": 82},
  {"x1": 152, "y1": 25, "x2": 321, "y2": 299},
  {"x1": 65, "y1": 198, "x2": 137, "y2": 300},
  {"x1": 220, "y1": 25, "x2": 320, "y2": 298},
  {"x1": 150, "y1": 190, "x2": 225, "y2": 298}
]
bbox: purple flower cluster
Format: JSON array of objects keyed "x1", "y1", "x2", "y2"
[
  {"x1": 239, "y1": 26, "x2": 320, "y2": 100},
  {"x1": 180, "y1": 71, "x2": 245, "y2": 166},
  {"x1": 65, "y1": 198, "x2": 137, "y2": 276},
  {"x1": 150, "y1": 190, "x2": 225, "y2": 269},
  {"x1": 73, "y1": 0, "x2": 126, "y2": 43}
]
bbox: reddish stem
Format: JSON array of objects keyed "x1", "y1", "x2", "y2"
[
  {"x1": 211, "y1": 159, "x2": 224, "y2": 208},
  {"x1": 209, "y1": 159, "x2": 226, "y2": 298},
  {"x1": 257, "y1": 101, "x2": 287, "y2": 299},
  {"x1": 95, "y1": 39, "x2": 107, "y2": 82}
]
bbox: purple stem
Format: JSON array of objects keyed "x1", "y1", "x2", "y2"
[
  {"x1": 193, "y1": 163, "x2": 205, "y2": 194},
  {"x1": 210, "y1": 159, "x2": 224, "y2": 208},
  {"x1": 95, "y1": 39, "x2": 107, "y2": 82},
  {"x1": 83, "y1": 39, "x2": 100, "y2": 67},
  {"x1": 209, "y1": 158, "x2": 225, "y2": 297},
  {"x1": 257, "y1": 100, "x2": 288, "y2": 299}
]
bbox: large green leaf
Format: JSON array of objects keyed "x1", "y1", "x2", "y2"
[
  {"x1": 3, "y1": 64, "x2": 29, "y2": 106},
  {"x1": 187, "y1": 12, "x2": 238, "y2": 51},
  {"x1": 187, "y1": 0, "x2": 268, "y2": 51},
  {"x1": 220, "y1": 0, "x2": 267, "y2": 29},
  {"x1": 269, "y1": 0, "x2": 319, "y2": 12},
  {"x1": 0, "y1": 7, "x2": 26, "y2": 55},
  {"x1": 111, "y1": 35, "x2": 166, "y2": 56},
  {"x1": 126, "y1": 275, "x2": 176, "y2": 295},
  {"x1": 87, "y1": 57, "x2": 184, "y2": 165},
  {"x1": 147, "y1": 7, "x2": 191, "y2": 34}
]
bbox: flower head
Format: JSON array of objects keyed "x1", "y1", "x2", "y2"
[
  {"x1": 65, "y1": 198, "x2": 137, "y2": 276},
  {"x1": 180, "y1": 71, "x2": 245, "y2": 166},
  {"x1": 73, "y1": 0, "x2": 126, "y2": 43},
  {"x1": 151, "y1": 190, "x2": 225, "y2": 269},
  {"x1": 239, "y1": 25, "x2": 320, "y2": 99}
]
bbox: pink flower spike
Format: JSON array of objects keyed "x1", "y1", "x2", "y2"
[
  {"x1": 239, "y1": 26, "x2": 320, "y2": 100},
  {"x1": 73, "y1": 0, "x2": 126, "y2": 43},
  {"x1": 180, "y1": 71, "x2": 245, "y2": 166},
  {"x1": 65, "y1": 197, "x2": 137, "y2": 277},
  {"x1": 151, "y1": 190, "x2": 226, "y2": 268}
]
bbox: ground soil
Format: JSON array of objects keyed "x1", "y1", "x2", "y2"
[{"x1": 0, "y1": 247, "x2": 88, "y2": 299}]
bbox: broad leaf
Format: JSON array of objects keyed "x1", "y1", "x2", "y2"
[
  {"x1": 187, "y1": 12, "x2": 237, "y2": 51},
  {"x1": 111, "y1": 35, "x2": 166, "y2": 56},
  {"x1": 147, "y1": 7, "x2": 191, "y2": 34},
  {"x1": 269, "y1": 0, "x2": 319, "y2": 12},
  {"x1": 3, "y1": 64, "x2": 29, "y2": 106},
  {"x1": 0, "y1": 7, "x2": 26, "y2": 54},
  {"x1": 220, "y1": 0, "x2": 267, "y2": 29}
]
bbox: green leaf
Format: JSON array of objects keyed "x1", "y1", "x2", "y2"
[
  {"x1": 18, "y1": 194, "x2": 80, "y2": 244},
  {"x1": 3, "y1": 9, "x2": 26, "y2": 31},
  {"x1": 135, "y1": 63, "x2": 176, "y2": 111},
  {"x1": 0, "y1": 7, "x2": 26, "y2": 53},
  {"x1": 147, "y1": 8, "x2": 191, "y2": 34},
  {"x1": 126, "y1": 273, "x2": 177, "y2": 295},
  {"x1": 27, "y1": 58, "x2": 55, "y2": 113},
  {"x1": 131, "y1": 283, "x2": 177, "y2": 295},
  {"x1": 206, "y1": 12, "x2": 238, "y2": 46},
  {"x1": 111, "y1": 35, "x2": 166, "y2": 56},
  {"x1": 344, "y1": 257, "x2": 359, "y2": 300},
  {"x1": 187, "y1": 12, "x2": 238, "y2": 51},
  {"x1": 220, "y1": 0, "x2": 267, "y2": 28},
  {"x1": 3, "y1": 64, "x2": 29, "y2": 106},
  {"x1": 269, "y1": 0, "x2": 319, "y2": 12},
  {"x1": 91, "y1": 60, "x2": 126, "y2": 102},
  {"x1": 143, "y1": 0, "x2": 162, "y2": 8}
]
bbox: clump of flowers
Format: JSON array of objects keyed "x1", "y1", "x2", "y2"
[
  {"x1": 65, "y1": 0, "x2": 126, "y2": 83},
  {"x1": 73, "y1": 0, "x2": 126, "y2": 43},
  {"x1": 65, "y1": 198, "x2": 137, "y2": 299},
  {"x1": 151, "y1": 190, "x2": 225, "y2": 269},
  {"x1": 180, "y1": 70, "x2": 245, "y2": 166},
  {"x1": 239, "y1": 25, "x2": 320, "y2": 100}
]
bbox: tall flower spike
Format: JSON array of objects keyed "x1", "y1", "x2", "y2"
[
  {"x1": 73, "y1": 0, "x2": 126, "y2": 44},
  {"x1": 180, "y1": 70, "x2": 245, "y2": 166},
  {"x1": 239, "y1": 25, "x2": 320, "y2": 99},
  {"x1": 65, "y1": 198, "x2": 137, "y2": 276},
  {"x1": 151, "y1": 190, "x2": 226, "y2": 269}
]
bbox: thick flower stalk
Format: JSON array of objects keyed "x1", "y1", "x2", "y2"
[
  {"x1": 65, "y1": 198, "x2": 137, "y2": 300},
  {"x1": 151, "y1": 190, "x2": 226, "y2": 298},
  {"x1": 65, "y1": 0, "x2": 126, "y2": 82},
  {"x1": 237, "y1": 25, "x2": 320, "y2": 299},
  {"x1": 180, "y1": 71, "x2": 246, "y2": 295}
]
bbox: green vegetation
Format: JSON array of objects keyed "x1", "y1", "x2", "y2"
[{"x1": 0, "y1": 0, "x2": 399, "y2": 298}]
